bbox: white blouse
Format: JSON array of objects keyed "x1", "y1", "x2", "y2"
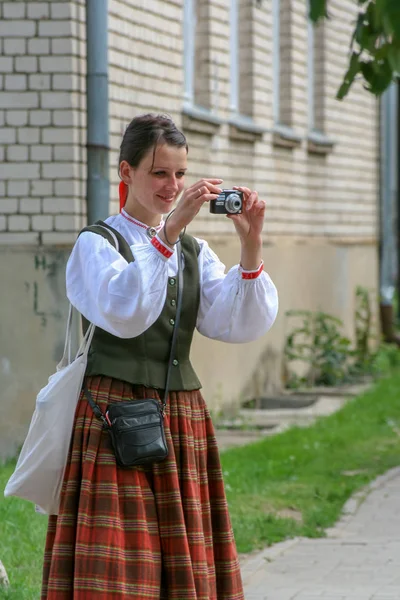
[{"x1": 66, "y1": 209, "x2": 279, "y2": 343}]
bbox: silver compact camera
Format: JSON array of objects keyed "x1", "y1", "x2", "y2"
[{"x1": 209, "y1": 189, "x2": 243, "y2": 215}]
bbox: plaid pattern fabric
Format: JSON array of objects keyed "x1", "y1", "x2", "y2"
[{"x1": 41, "y1": 375, "x2": 244, "y2": 599}]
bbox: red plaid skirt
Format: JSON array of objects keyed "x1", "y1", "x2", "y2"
[{"x1": 41, "y1": 376, "x2": 244, "y2": 599}]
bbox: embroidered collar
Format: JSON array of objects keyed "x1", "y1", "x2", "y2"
[{"x1": 121, "y1": 209, "x2": 164, "y2": 239}]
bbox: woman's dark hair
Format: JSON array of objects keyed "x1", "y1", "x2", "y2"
[{"x1": 119, "y1": 113, "x2": 188, "y2": 173}]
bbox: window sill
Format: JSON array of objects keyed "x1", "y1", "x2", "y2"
[
  {"x1": 182, "y1": 104, "x2": 223, "y2": 135},
  {"x1": 228, "y1": 115, "x2": 265, "y2": 142},
  {"x1": 307, "y1": 131, "x2": 335, "y2": 155},
  {"x1": 272, "y1": 124, "x2": 302, "y2": 149}
]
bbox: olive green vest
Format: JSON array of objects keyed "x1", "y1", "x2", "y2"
[{"x1": 79, "y1": 221, "x2": 201, "y2": 390}]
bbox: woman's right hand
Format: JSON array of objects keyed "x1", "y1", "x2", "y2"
[{"x1": 160, "y1": 178, "x2": 223, "y2": 246}]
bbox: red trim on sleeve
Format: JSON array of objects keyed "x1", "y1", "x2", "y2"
[
  {"x1": 241, "y1": 262, "x2": 264, "y2": 280},
  {"x1": 151, "y1": 236, "x2": 173, "y2": 259}
]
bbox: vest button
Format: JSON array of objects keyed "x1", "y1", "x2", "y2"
[
  {"x1": 170, "y1": 318, "x2": 175, "y2": 326},
  {"x1": 169, "y1": 278, "x2": 176, "y2": 286},
  {"x1": 172, "y1": 359, "x2": 179, "y2": 366},
  {"x1": 171, "y1": 299, "x2": 176, "y2": 307}
]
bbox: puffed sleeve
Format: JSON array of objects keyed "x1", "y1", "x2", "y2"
[
  {"x1": 196, "y1": 240, "x2": 278, "y2": 343},
  {"x1": 66, "y1": 232, "x2": 173, "y2": 338}
]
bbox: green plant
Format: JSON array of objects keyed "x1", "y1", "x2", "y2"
[
  {"x1": 371, "y1": 342, "x2": 400, "y2": 375},
  {"x1": 309, "y1": 0, "x2": 400, "y2": 99},
  {"x1": 283, "y1": 286, "x2": 397, "y2": 388},
  {"x1": 350, "y1": 286, "x2": 400, "y2": 379},
  {"x1": 284, "y1": 310, "x2": 352, "y2": 387},
  {"x1": 347, "y1": 284, "x2": 379, "y2": 380},
  {"x1": 354, "y1": 286, "x2": 373, "y2": 367}
]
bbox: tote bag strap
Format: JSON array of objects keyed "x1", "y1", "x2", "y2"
[
  {"x1": 61, "y1": 303, "x2": 74, "y2": 365},
  {"x1": 59, "y1": 223, "x2": 121, "y2": 369}
]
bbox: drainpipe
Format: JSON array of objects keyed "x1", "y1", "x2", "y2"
[
  {"x1": 379, "y1": 83, "x2": 399, "y2": 345},
  {"x1": 86, "y1": 0, "x2": 109, "y2": 224}
]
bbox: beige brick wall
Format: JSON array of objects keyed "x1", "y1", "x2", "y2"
[
  {"x1": 107, "y1": 0, "x2": 185, "y2": 213},
  {"x1": 0, "y1": 0, "x2": 380, "y2": 447},
  {"x1": 0, "y1": 0, "x2": 378, "y2": 244},
  {"x1": 0, "y1": 0, "x2": 86, "y2": 246}
]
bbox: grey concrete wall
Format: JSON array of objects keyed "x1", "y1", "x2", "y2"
[
  {"x1": 0, "y1": 246, "x2": 70, "y2": 460},
  {"x1": 0, "y1": 0, "x2": 380, "y2": 461},
  {"x1": 0, "y1": 237, "x2": 378, "y2": 460},
  {"x1": 191, "y1": 237, "x2": 379, "y2": 415}
]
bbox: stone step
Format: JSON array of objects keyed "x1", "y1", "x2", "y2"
[
  {"x1": 216, "y1": 426, "x2": 284, "y2": 451},
  {"x1": 239, "y1": 395, "x2": 350, "y2": 428},
  {"x1": 216, "y1": 382, "x2": 372, "y2": 451}
]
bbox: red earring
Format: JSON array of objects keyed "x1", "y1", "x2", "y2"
[{"x1": 119, "y1": 181, "x2": 128, "y2": 212}]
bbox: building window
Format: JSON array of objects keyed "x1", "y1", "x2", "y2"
[
  {"x1": 307, "y1": 13, "x2": 315, "y2": 131},
  {"x1": 307, "y1": 9, "x2": 334, "y2": 153},
  {"x1": 183, "y1": 0, "x2": 211, "y2": 112},
  {"x1": 230, "y1": 0, "x2": 239, "y2": 116},
  {"x1": 273, "y1": 0, "x2": 292, "y2": 127},
  {"x1": 230, "y1": 0, "x2": 253, "y2": 120},
  {"x1": 272, "y1": 0, "x2": 301, "y2": 147},
  {"x1": 227, "y1": 0, "x2": 265, "y2": 140},
  {"x1": 183, "y1": 0, "x2": 223, "y2": 132}
]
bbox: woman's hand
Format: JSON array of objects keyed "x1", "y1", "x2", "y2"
[
  {"x1": 227, "y1": 187, "x2": 265, "y2": 243},
  {"x1": 160, "y1": 178, "x2": 223, "y2": 246},
  {"x1": 228, "y1": 187, "x2": 266, "y2": 270}
]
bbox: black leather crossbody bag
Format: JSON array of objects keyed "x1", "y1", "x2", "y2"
[{"x1": 84, "y1": 239, "x2": 183, "y2": 468}]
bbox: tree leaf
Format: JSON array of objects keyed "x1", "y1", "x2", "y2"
[
  {"x1": 348, "y1": 52, "x2": 362, "y2": 79},
  {"x1": 387, "y1": 45, "x2": 400, "y2": 73},
  {"x1": 366, "y1": 0, "x2": 382, "y2": 34},
  {"x1": 375, "y1": 0, "x2": 388, "y2": 32},
  {"x1": 360, "y1": 58, "x2": 393, "y2": 94},
  {"x1": 337, "y1": 79, "x2": 353, "y2": 100},
  {"x1": 382, "y1": 0, "x2": 400, "y2": 38},
  {"x1": 359, "y1": 28, "x2": 381, "y2": 54},
  {"x1": 351, "y1": 12, "x2": 365, "y2": 48},
  {"x1": 375, "y1": 43, "x2": 391, "y2": 61},
  {"x1": 309, "y1": 0, "x2": 328, "y2": 23}
]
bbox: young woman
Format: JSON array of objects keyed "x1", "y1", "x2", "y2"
[{"x1": 41, "y1": 113, "x2": 278, "y2": 600}]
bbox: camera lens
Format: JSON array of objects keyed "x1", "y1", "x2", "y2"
[{"x1": 225, "y1": 193, "x2": 242, "y2": 214}]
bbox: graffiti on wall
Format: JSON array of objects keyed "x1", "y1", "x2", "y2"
[{"x1": 25, "y1": 252, "x2": 66, "y2": 328}]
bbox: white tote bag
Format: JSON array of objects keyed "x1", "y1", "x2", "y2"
[{"x1": 4, "y1": 306, "x2": 95, "y2": 515}]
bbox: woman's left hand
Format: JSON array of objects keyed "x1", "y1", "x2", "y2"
[{"x1": 227, "y1": 187, "x2": 266, "y2": 246}]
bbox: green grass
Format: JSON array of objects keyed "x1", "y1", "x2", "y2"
[
  {"x1": 0, "y1": 461, "x2": 47, "y2": 599},
  {"x1": 2, "y1": 371, "x2": 400, "y2": 596},
  {"x1": 220, "y1": 371, "x2": 400, "y2": 552}
]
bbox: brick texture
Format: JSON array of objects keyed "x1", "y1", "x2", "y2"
[
  {"x1": 0, "y1": 0, "x2": 86, "y2": 244},
  {"x1": 0, "y1": 0, "x2": 378, "y2": 246}
]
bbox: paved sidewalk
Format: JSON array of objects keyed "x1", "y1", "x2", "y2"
[{"x1": 240, "y1": 467, "x2": 400, "y2": 599}]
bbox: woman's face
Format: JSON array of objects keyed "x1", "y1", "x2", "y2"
[{"x1": 120, "y1": 143, "x2": 187, "y2": 224}]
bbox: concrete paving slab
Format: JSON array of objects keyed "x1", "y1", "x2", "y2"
[{"x1": 240, "y1": 467, "x2": 400, "y2": 600}]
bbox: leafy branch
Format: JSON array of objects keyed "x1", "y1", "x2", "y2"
[{"x1": 309, "y1": 0, "x2": 400, "y2": 99}]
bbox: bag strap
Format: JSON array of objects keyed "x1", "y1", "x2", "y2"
[
  {"x1": 81, "y1": 220, "x2": 135, "y2": 263},
  {"x1": 59, "y1": 224, "x2": 120, "y2": 370},
  {"x1": 60, "y1": 303, "x2": 74, "y2": 366},
  {"x1": 58, "y1": 293, "x2": 97, "y2": 370},
  {"x1": 84, "y1": 240, "x2": 183, "y2": 423},
  {"x1": 161, "y1": 242, "x2": 183, "y2": 412}
]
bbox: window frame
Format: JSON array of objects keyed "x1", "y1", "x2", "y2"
[
  {"x1": 272, "y1": 0, "x2": 302, "y2": 148},
  {"x1": 182, "y1": 0, "x2": 223, "y2": 132}
]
